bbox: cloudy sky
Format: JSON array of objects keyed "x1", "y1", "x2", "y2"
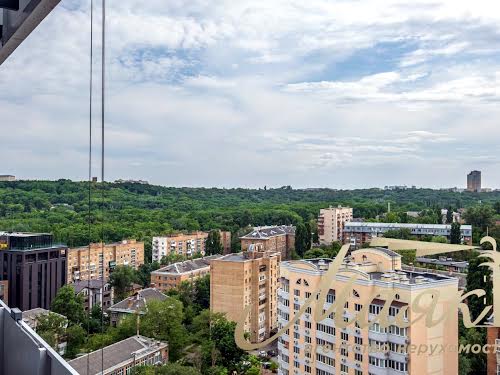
[{"x1": 1, "y1": 0, "x2": 499, "y2": 188}]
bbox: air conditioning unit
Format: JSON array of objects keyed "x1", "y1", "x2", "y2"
[
  {"x1": 305, "y1": 329, "x2": 310, "y2": 335},
  {"x1": 341, "y1": 358, "x2": 346, "y2": 363},
  {"x1": 356, "y1": 363, "x2": 361, "y2": 368},
  {"x1": 355, "y1": 329, "x2": 361, "y2": 334}
]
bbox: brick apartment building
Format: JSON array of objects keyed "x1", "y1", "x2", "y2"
[
  {"x1": 152, "y1": 231, "x2": 231, "y2": 262},
  {"x1": 317, "y1": 206, "x2": 353, "y2": 244},
  {"x1": 240, "y1": 225, "x2": 295, "y2": 260},
  {"x1": 151, "y1": 255, "x2": 222, "y2": 292},
  {"x1": 0, "y1": 232, "x2": 67, "y2": 311},
  {"x1": 210, "y1": 245, "x2": 281, "y2": 343},
  {"x1": 67, "y1": 240, "x2": 144, "y2": 283}
]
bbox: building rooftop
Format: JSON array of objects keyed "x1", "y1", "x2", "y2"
[
  {"x1": 68, "y1": 239, "x2": 141, "y2": 251},
  {"x1": 416, "y1": 257, "x2": 468, "y2": 270},
  {"x1": 68, "y1": 335, "x2": 167, "y2": 375},
  {"x1": 344, "y1": 222, "x2": 472, "y2": 230},
  {"x1": 108, "y1": 288, "x2": 167, "y2": 315},
  {"x1": 240, "y1": 225, "x2": 295, "y2": 240},
  {"x1": 71, "y1": 280, "x2": 110, "y2": 294},
  {"x1": 22, "y1": 308, "x2": 67, "y2": 330},
  {"x1": 282, "y1": 248, "x2": 457, "y2": 286},
  {"x1": 152, "y1": 255, "x2": 222, "y2": 275},
  {"x1": 0, "y1": 231, "x2": 51, "y2": 237}
]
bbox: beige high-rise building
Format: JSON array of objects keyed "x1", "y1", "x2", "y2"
[
  {"x1": 210, "y1": 245, "x2": 281, "y2": 343},
  {"x1": 67, "y1": 240, "x2": 144, "y2": 283},
  {"x1": 318, "y1": 206, "x2": 353, "y2": 244},
  {"x1": 240, "y1": 225, "x2": 295, "y2": 260},
  {"x1": 278, "y1": 247, "x2": 458, "y2": 375}
]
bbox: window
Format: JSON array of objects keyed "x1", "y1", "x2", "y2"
[
  {"x1": 353, "y1": 289, "x2": 360, "y2": 298},
  {"x1": 294, "y1": 346, "x2": 300, "y2": 354},
  {"x1": 355, "y1": 336, "x2": 363, "y2": 345},
  {"x1": 294, "y1": 360, "x2": 300, "y2": 368},
  {"x1": 341, "y1": 332, "x2": 349, "y2": 341},
  {"x1": 355, "y1": 303, "x2": 362, "y2": 312},
  {"x1": 294, "y1": 289, "x2": 301, "y2": 297},
  {"x1": 305, "y1": 321, "x2": 312, "y2": 328},
  {"x1": 305, "y1": 292, "x2": 311, "y2": 298},
  {"x1": 369, "y1": 356, "x2": 386, "y2": 368},
  {"x1": 316, "y1": 323, "x2": 335, "y2": 336},
  {"x1": 305, "y1": 365, "x2": 311, "y2": 373},
  {"x1": 305, "y1": 336, "x2": 312, "y2": 343},
  {"x1": 316, "y1": 353, "x2": 335, "y2": 367},
  {"x1": 355, "y1": 353, "x2": 363, "y2": 362}
]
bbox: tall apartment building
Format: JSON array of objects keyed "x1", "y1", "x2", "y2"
[
  {"x1": 151, "y1": 255, "x2": 222, "y2": 292},
  {"x1": 210, "y1": 245, "x2": 281, "y2": 343},
  {"x1": 0, "y1": 175, "x2": 15, "y2": 182},
  {"x1": 220, "y1": 230, "x2": 232, "y2": 254},
  {"x1": 344, "y1": 222, "x2": 473, "y2": 248},
  {"x1": 277, "y1": 247, "x2": 459, "y2": 375},
  {"x1": 0, "y1": 232, "x2": 67, "y2": 311},
  {"x1": 240, "y1": 225, "x2": 295, "y2": 260},
  {"x1": 318, "y1": 206, "x2": 353, "y2": 244},
  {"x1": 467, "y1": 170, "x2": 482, "y2": 192},
  {"x1": 67, "y1": 240, "x2": 144, "y2": 283}
]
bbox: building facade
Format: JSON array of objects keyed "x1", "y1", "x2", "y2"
[
  {"x1": 71, "y1": 279, "x2": 113, "y2": 311},
  {"x1": 0, "y1": 232, "x2": 67, "y2": 311},
  {"x1": 0, "y1": 280, "x2": 7, "y2": 304},
  {"x1": 240, "y1": 225, "x2": 295, "y2": 260},
  {"x1": 152, "y1": 232, "x2": 208, "y2": 262},
  {"x1": 277, "y1": 248, "x2": 459, "y2": 375},
  {"x1": 151, "y1": 255, "x2": 222, "y2": 292},
  {"x1": 467, "y1": 170, "x2": 482, "y2": 192},
  {"x1": 487, "y1": 324, "x2": 500, "y2": 375},
  {"x1": 67, "y1": 240, "x2": 144, "y2": 283},
  {"x1": 220, "y1": 230, "x2": 232, "y2": 255},
  {"x1": 68, "y1": 335, "x2": 168, "y2": 375},
  {"x1": 210, "y1": 245, "x2": 281, "y2": 343},
  {"x1": 344, "y1": 222, "x2": 473, "y2": 248},
  {"x1": 108, "y1": 288, "x2": 167, "y2": 327},
  {"x1": 0, "y1": 175, "x2": 15, "y2": 182},
  {"x1": 318, "y1": 206, "x2": 353, "y2": 245}
]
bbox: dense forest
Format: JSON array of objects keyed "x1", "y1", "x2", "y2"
[{"x1": 1, "y1": 180, "x2": 499, "y2": 260}]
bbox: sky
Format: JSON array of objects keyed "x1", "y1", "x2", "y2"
[{"x1": 0, "y1": 0, "x2": 499, "y2": 189}]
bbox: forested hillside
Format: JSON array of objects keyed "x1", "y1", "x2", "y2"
[{"x1": 1, "y1": 180, "x2": 499, "y2": 259}]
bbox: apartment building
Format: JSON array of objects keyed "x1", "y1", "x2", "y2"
[
  {"x1": 152, "y1": 231, "x2": 231, "y2": 261},
  {"x1": 67, "y1": 240, "x2": 144, "y2": 283},
  {"x1": 0, "y1": 175, "x2": 15, "y2": 182},
  {"x1": 487, "y1": 320, "x2": 500, "y2": 375},
  {"x1": 151, "y1": 255, "x2": 222, "y2": 292},
  {"x1": 318, "y1": 206, "x2": 353, "y2": 245},
  {"x1": 108, "y1": 288, "x2": 167, "y2": 327},
  {"x1": 72, "y1": 279, "x2": 113, "y2": 311},
  {"x1": 467, "y1": 170, "x2": 481, "y2": 192},
  {"x1": 277, "y1": 247, "x2": 459, "y2": 375},
  {"x1": 0, "y1": 280, "x2": 8, "y2": 304},
  {"x1": 240, "y1": 225, "x2": 295, "y2": 260},
  {"x1": 210, "y1": 245, "x2": 281, "y2": 343},
  {"x1": 0, "y1": 232, "x2": 67, "y2": 311},
  {"x1": 152, "y1": 232, "x2": 208, "y2": 261},
  {"x1": 68, "y1": 335, "x2": 168, "y2": 375},
  {"x1": 344, "y1": 222, "x2": 473, "y2": 249}
]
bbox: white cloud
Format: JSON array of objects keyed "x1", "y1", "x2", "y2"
[{"x1": 0, "y1": 0, "x2": 500, "y2": 188}]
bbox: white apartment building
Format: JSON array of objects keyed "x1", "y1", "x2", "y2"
[{"x1": 318, "y1": 206, "x2": 353, "y2": 244}]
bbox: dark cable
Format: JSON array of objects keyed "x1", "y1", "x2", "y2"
[
  {"x1": 86, "y1": 1, "x2": 94, "y2": 374},
  {"x1": 100, "y1": 0, "x2": 106, "y2": 373}
]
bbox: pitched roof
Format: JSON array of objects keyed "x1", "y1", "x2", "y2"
[
  {"x1": 152, "y1": 255, "x2": 222, "y2": 275},
  {"x1": 108, "y1": 288, "x2": 167, "y2": 315},
  {"x1": 68, "y1": 335, "x2": 167, "y2": 375},
  {"x1": 240, "y1": 225, "x2": 296, "y2": 240},
  {"x1": 71, "y1": 280, "x2": 110, "y2": 294}
]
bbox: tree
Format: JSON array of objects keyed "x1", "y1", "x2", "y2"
[
  {"x1": 396, "y1": 250, "x2": 416, "y2": 265},
  {"x1": 463, "y1": 205, "x2": 495, "y2": 232},
  {"x1": 136, "y1": 262, "x2": 160, "y2": 288},
  {"x1": 109, "y1": 265, "x2": 137, "y2": 302},
  {"x1": 36, "y1": 313, "x2": 67, "y2": 351},
  {"x1": 303, "y1": 248, "x2": 326, "y2": 259},
  {"x1": 65, "y1": 324, "x2": 86, "y2": 359},
  {"x1": 446, "y1": 207, "x2": 453, "y2": 224},
  {"x1": 134, "y1": 364, "x2": 201, "y2": 375},
  {"x1": 493, "y1": 201, "x2": 500, "y2": 215},
  {"x1": 431, "y1": 236, "x2": 447, "y2": 243},
  {"x1": 466, "y1": 252, "x2": 492, "y2": 323},
  {"x1": 450, "y1": 222, "x2": 461, "y2": 244},
  {"x1": 139, "y1": 298, "x2": 187, "y2": 361},
  {"x1": 51, "y1": 285, "x2": 85, "y2": 325},
  {"x1": 383, "y1": 228, "x2": 413, "y2": 240},
  {"x1": 206, "y1": 230, "x2": 223, "y2": 255},
  {"x1": 295, "y1": 223, "x2": 309, "y2": 257}
]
